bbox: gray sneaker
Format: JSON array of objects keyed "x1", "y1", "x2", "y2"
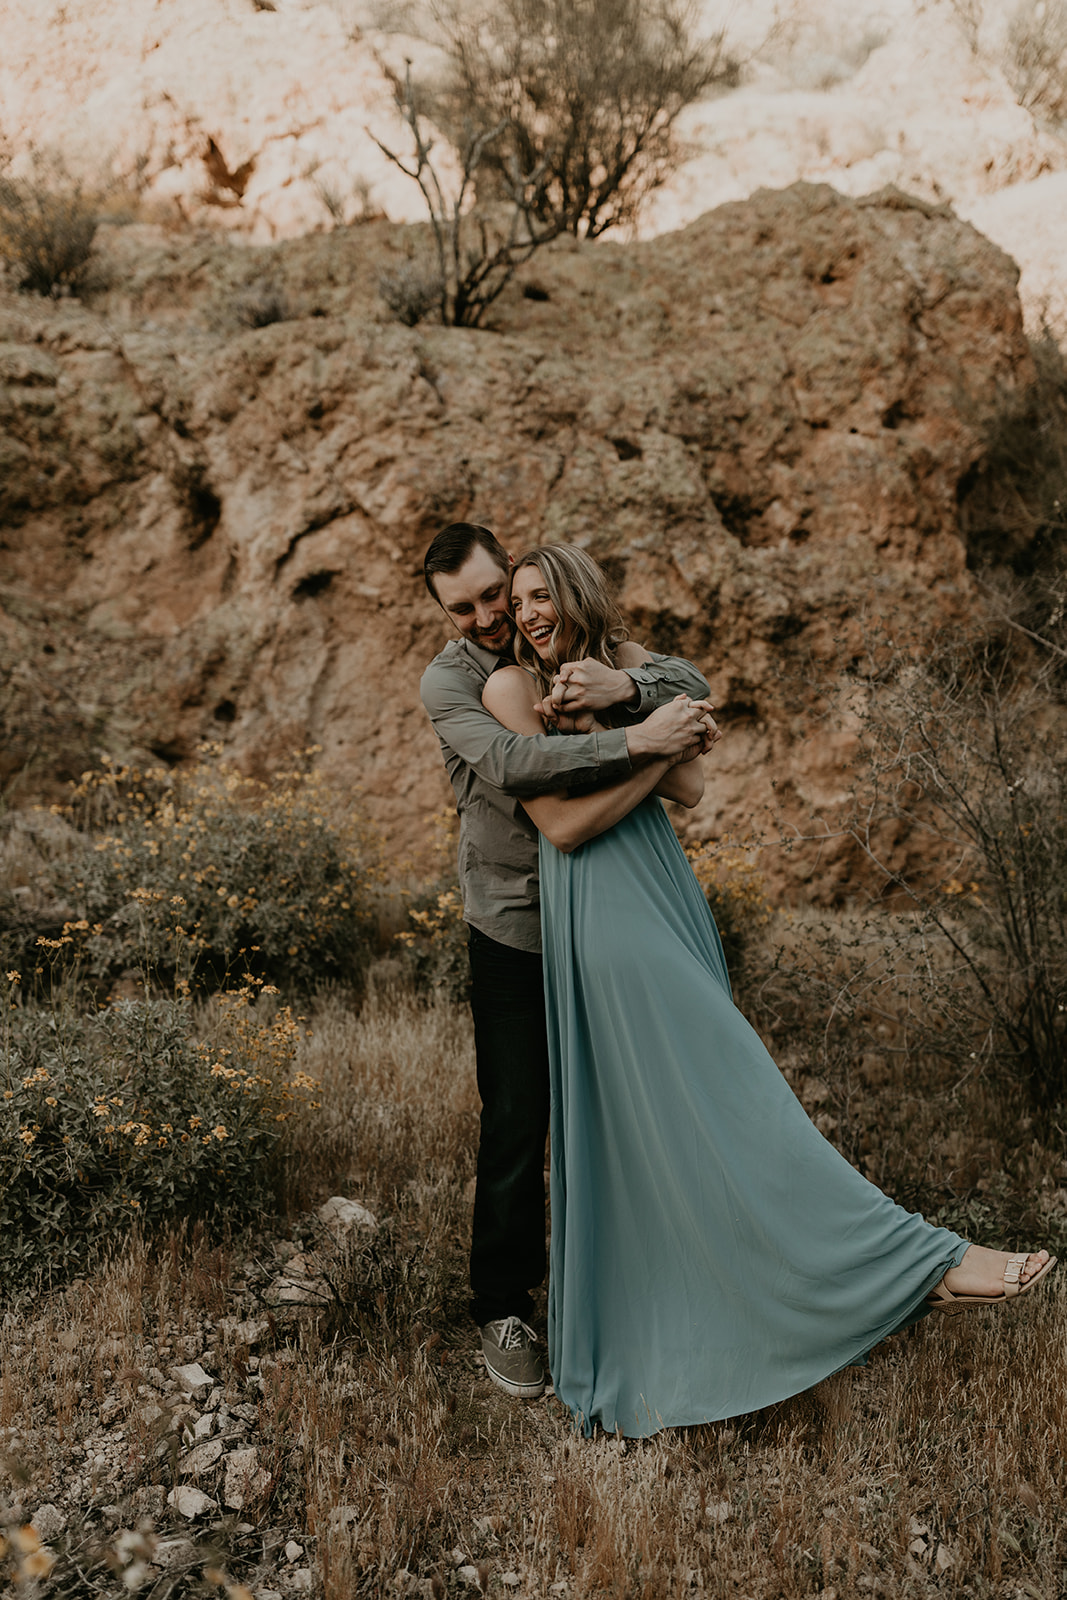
[{"x1": 479, "y1": 1316, "x2": 546, "y2": 1398}]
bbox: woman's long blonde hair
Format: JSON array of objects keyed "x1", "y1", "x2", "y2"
[{"x1": 511, "y1": 545, "x2": 629, "y2": 699}]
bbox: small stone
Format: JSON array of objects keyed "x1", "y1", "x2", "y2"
[
  {"x1": 154, "y1": 1537, "x2": 197, "y2": 1568},
  {"x1": 194, "y1": 1414, "x2": 215, "y2": 1439},
  {"x1": 254, "y1": 1592, "x2": 283, "y2": 1600},
  {"x1": 223, "y1": 1447, "x2": 271, "y2": 1510},
  {"x1": 317, "y1": 1195, "x2": 378, "y2": 1234},
  {"x1": 264, "y1": 1253, "x2": 331, "y2": 1307},
  {"x1": 457, "y1": 1567, "x2": 480, "y2": 1587},
  {"x1": 171, "y1": 1363, "x2": 215, "y2": 1399},
  {"x1": 705, "y1": 1499, "x2": 731, "y2": 1524},
  {"x1": 31, "y1": 1505, "x2": 65, "y2": 1542},
  {"x1": 219, "y1": 1316, "x2": 270, "y2": 1347},
  {"x1": 167, "y1": 1485, "x2": 218, "y2": 1520},
  {"x1": 327, "y1": 1505, "x2": 359, "y2": 1535},
  {"x1": 291, "y1": 1570, "x2": 313, "y2": 1593},
  {"x1": 285, "y1": 1541, "x2": 304, "y2": 1562},
  {"x1": 502, "y1": 1573, "x2": 522, "y2": 1588},
  {"x1": 179, "y1": 1439, "x2": 224, "y2": 1476}
]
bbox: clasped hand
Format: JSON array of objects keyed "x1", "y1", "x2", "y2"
[
  {"x1": 541, "y1": 658, "x2": 635, "y2": 721},
  {"x1": 538, "y1": 659, "x2": 721, "y2": 758}
]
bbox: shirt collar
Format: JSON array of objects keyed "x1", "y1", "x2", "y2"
[{"x1": 463, "y1": 638, "x2": 516, "y2": 676}]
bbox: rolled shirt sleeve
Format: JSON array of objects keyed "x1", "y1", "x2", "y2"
[{"x1": 617, "y1": 653, "x2": 711, "y2": 723}]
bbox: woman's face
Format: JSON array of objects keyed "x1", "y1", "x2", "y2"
[{"x1": 511, "y1": 563, "x2": 568, "y2": 659}]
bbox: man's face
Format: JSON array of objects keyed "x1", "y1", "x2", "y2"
[{"x1": 433, "y1": 547, "x2": 513, "y2": 654}]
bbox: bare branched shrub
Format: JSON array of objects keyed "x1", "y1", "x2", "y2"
[
  {"x1": 370, "y1": 0, "x2": 734, "y2": 325},
  {"x1": 232, "y1": 277, "x2": 292, "y2": 328},
  {"x1": 1005, "y1": 0, "x2": 1067, "y2": 119},
  {"x1": 432, "y1": 0, "x2": 737, "y2": 239},
  {"x1": 314, "y1": 172, "x2": 383, "y2": 226},
  {"x1": 378, "y1": 257, "x2": 445, "y2": 326},
  {"x1": 0, "y1": 154, "x2": 101, "y2": 297},
  {"x1": 945, "y1": 0, "x2": 985, "y2": 54},
  {"x1": 792, "y1": 620, "x2": 1067, "y2": 1117},
  {"x1": 370, "y1": 60, "x2": 552, "y2": 327}
]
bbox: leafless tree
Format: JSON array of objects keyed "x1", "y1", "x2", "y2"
[
  {"x1": 370, "y1": 0, "x2": 735, "y2": 325},
  {"x1": 432, "y1": 0, "x2": 736, "y2": 239}
]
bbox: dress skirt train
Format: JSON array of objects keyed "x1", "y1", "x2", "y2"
[{"x1": 539, "y1": 797, "x2": 968, "y2": 1438}]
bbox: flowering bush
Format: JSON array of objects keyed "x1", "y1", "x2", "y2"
[
  {"x1": 393, "y1": 811, "x2": 470, "y2": 1001},
  {"x1": 0, "y1": 973, "x2": 318, "y2": 1288},
  {"x1": 686, "y1": 838, "x2": 774, "y2": 983},
  {"x1": 34, "y1": 749, "x2": 378, "y2": 993}
]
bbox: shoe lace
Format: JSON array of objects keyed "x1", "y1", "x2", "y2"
[{"x1": 497, "y1": 1315, "x2": 537, "y2": 1350}]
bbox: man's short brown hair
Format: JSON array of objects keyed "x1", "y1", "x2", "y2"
[{"x1": 423, "y1": 523, "x2": 509, "y2": 600}]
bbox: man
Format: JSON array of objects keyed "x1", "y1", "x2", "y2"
[{"x1": 419, "y1": 522, "x2": 713, "y2": 1398}]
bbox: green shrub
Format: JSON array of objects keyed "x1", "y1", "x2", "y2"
[
  {"x1": 36, "y1": 750, "x2": 378, "y2": 994},
  {"x1": 0, "y1": 978, "x2": 317, "y2": 1289}
]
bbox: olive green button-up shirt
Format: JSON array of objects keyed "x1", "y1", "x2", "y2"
[{"x1": 420, "y1": 639, "x2": 710, "y2": 953}]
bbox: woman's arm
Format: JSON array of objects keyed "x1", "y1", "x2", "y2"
[
  {"x1": 482, "y1": 668, "x2": 686, "y2": 853},
  {"x1": 614, "y1": 644, "x2": 705, "y2": 809}
]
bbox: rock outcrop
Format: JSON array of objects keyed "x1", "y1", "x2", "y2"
[{"x1": 0, "y1": 182, "x2": 1034, "y2": 897}]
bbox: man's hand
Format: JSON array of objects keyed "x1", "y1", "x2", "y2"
[
  {"x1": 625, "y1": 696, "x2": 721, "y2": 762},
  {"x1": 547, "y1": 659, "x2": 636, "y2": 716}
]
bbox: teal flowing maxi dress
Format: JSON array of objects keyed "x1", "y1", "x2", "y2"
[{"x1": 539, "y1": 795, "x2": 969, "y2": 1439}]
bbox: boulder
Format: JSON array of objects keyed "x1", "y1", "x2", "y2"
[{"x1": 0, "y1": 182, "x2": 1034, "y2": 899}]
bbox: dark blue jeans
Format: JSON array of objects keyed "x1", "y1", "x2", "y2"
[{"x1": 467, "y1": 925, "x2": 551, "y2": 1326}]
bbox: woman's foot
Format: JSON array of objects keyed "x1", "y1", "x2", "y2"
[{"x1": 929, "y1": 1246, "x2": 1056, "y2": 1311}]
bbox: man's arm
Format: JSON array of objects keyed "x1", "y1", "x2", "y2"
[
  {"x1": 421, "y1": 656, "x2": 711, "y2": 799},
  {"x1": 421, "y1": 657, "x2": 633, "y2": 797},
  {"x1": 544, "y1": 650, "x2": 710, "y2": 724},
  {"x1": 482, "y1": 669, "x2": 709, "y2": 853}
]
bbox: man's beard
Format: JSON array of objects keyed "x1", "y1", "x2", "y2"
[{"x1": 473, "y1": 616, "x2": 514, "y2": 654}]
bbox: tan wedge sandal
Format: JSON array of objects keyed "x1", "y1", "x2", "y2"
[{"x1": 928, "y1": 1251, "x2": 1058, "y2": 1314}]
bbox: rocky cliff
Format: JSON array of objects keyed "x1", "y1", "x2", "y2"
[{"x1": 0, "y1": 183, "x2": 1034, "y2": 896}]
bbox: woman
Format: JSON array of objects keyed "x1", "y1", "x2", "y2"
[{"x1": 481, "y1": 543, "x2": 1055, "y2": 1439}]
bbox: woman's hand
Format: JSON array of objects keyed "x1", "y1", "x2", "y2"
[
  {"x1": 537, "y1": 695, "x2": 597, "y2": 734},
  {"x1": 546, "y1": 659, "x2": 636, "y2": 716}
]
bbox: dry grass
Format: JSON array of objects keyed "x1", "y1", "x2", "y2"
[{"x1": 2, "y1": 979, "x2": 1065, "y2": 1598}]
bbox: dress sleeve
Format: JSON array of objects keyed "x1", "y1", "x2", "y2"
[{"x1": 420, "y1": 660, "x2": 633, "y2": 796}]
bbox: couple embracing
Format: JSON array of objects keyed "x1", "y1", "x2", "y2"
[{"x1": 419, "y1": 521, "x2": 1054, "y2": 1440}]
